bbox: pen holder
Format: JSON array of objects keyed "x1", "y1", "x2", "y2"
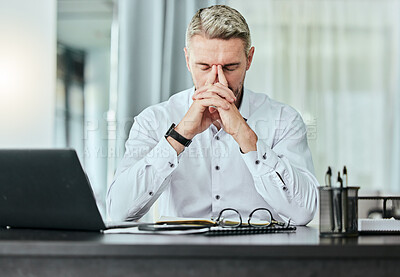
[{"x1": 319, "y1": 186, "x2": 360, "y2": 237}]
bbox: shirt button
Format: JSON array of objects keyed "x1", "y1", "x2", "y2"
[
  {"x1": 169, "y1": 163, "x2": 174, "y2": 168},
  {"x1": 262, "y1": 153, "x2": 267, "y2": 160},
  {"x1": 282, "y1": 186, "x2": 288, "y2": 191},
  {"x1": 215, "y1": 195, "x2": 220, "y2": 200},
  {"x1": 255, "y1": 160, "x2": 260, "y2": 165},
  {"x1": 215, "y1": 165, "x2": 220, "y2": 170},
  {"x1": 215, "y1": 136, "x2": 220, "y2": 140},
  {"x1": 149, "y1": 191, "x2": 154, "y2": 196}
]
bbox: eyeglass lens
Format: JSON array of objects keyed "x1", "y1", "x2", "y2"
[
  {"x1": 219, "y1": 209, "x2": 241, "y2": 227},
  {"x1": 249, "y1": 209, "x2": 272, "y2": 227}
]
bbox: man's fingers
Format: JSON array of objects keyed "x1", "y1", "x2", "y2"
[
  {"x1": 217, "y1": 65, "x2": 228, "y2": 87},
  {"x1": 194, "y1": 86, "x2": 236, "y2": 103},
  {"x1": 196, "y1": 96, "x2": 230, "y2": 110},
  {"x1": 214, "y1": 83, "x2": 237, "y2": 101},
  {"x1": 194, "y1": 91, "x2": 234, "y2": 103},
  {"x1": 205, "y1": 65, "x2": 217, "y2": 85},
  {"x1": 192, "y1": 85, "x2": 211, "y2": 100}
]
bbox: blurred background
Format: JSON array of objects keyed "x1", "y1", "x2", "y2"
[{"x1": 1, "y1": 0, "x2": 399, "y2": 221}]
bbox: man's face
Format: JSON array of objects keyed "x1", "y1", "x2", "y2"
[{"x1": 184, "y1": 35, "x2": 254, "y2": 98}]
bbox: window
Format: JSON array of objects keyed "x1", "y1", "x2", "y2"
[{"x1": 228, "y1": 0, "x2": 400, "y2": 192}]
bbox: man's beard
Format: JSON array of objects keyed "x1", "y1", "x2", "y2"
[
  {"x1": 231, "y1": 86, "x2": 242, "y2": 98},
  {"x1": 232, "y1": 85, "x2": 244, "y2": 109}
]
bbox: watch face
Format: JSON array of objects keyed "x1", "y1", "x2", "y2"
[{"x1": 165, "y1": 123, "x2": 176, "y2": 137}]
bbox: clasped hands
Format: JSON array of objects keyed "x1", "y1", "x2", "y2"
[{"x1": 175, "y1": 65, "x2": 257, "y2": 153}]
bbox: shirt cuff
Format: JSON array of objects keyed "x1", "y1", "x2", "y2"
[
  {"x1": 241, "y1": 139, "x2": 280, "y2": 177},
  {"x1": 144, "y1": 136, "x2": 181, "y2": 177}
]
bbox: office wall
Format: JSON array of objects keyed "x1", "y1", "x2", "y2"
[{"x1": 0, "y1": 0, "x2": 56, "y2": 147}]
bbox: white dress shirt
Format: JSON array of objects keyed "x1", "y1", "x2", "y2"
[{"x1": 107, "y1": 87, "x2": 319, "y2": 225}]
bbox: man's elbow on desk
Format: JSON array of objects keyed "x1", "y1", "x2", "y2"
[
  {"x1": 286, "y1": 203, "x2": 317, "y2": 226},
  {"x1": 107, "y1": 202, "x2": 123, "y2": 222},
  {"x1": 107, "y1": 193, "x2": 148, "y2": 222},
  {"x1": 292, "y1": 212, "x2": 315, "y2": 226},
  {"x1": 106, "y1": 194, "x2": 132, "y2": 222}
]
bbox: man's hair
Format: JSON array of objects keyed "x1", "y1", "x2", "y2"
[{"x1": 186, "y1": 5, "x2": 251, "y2": 56}]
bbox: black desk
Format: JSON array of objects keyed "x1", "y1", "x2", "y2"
[{"x1": 1, "y1": 226, "x2": 400, "y2": 277}]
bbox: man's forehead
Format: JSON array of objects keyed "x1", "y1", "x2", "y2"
[{"x1": 188, "y1": 35, "x2": 245, "y2": 64}]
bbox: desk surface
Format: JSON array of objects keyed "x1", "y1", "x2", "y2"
[{"x1": 1, "y1": 226, "x2": 400, "y2": 258}]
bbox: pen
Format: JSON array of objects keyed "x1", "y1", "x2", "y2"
[
  {"x1": 343, "y1": 166, "x2": 348, "y2": 187},
  {"x1": 325, "y1": 166, "x2": 335, "y2": 232},
  {"x1": 337, "y1": 172, "x2": 343, "y2": 232},
  {"x1": 325, "y1": 166, "x2": 332, "y2": 187},
  {"x1": 338, "y1": 171, "x2": 343, "y2": 189},
  {"x1": 342, "y1": 166, "x2": 348, "y2": 232}
]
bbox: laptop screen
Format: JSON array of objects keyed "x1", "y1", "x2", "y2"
[{"x1": 0, "y1": 149, "x2": 106, "y2": 231}]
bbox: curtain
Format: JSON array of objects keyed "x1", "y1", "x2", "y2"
[{"x1": 227, "y1": 0, "x2": 400, "y2": 193}]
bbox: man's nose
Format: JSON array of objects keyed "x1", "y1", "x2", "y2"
[{"x1": 209, "y1": 64, "x2": 219, "y2": 84}]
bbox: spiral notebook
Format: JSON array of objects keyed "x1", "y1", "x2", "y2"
[{"x1": 204, "y1": 225, "x2": 297, "y2": 236}]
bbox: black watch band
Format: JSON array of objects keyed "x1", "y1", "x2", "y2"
[{"x1": 164, "y1": 123, "x2": 192, "y2": 147}]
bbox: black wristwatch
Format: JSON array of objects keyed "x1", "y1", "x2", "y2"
[{"x1": 164, "y1": 123, "x2": 192, "y2": 147}]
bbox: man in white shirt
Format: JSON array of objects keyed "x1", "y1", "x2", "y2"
[{"x1": 107, "y1": 5, "x2": 319, "y2": 225}]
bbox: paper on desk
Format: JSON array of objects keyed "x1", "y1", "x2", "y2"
[
  {"x1": 156, "y1": 216, "x2": 245, "y2": 226},
  {"x1": 358, "y1": 218, "x2": 400, "y2": 231},
  {"x1": 103, "y1": 226, "x2": 209, "y2": 235},
  {"x1": 156, "y1": 216, "x2": 216, "y2": 226}
]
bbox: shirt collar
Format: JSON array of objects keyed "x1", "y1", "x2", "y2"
[
  {"x1": 238, "y1": 88, "x2": 250, "y2": 121},
  {"x1": 187, "y1": 86, "x2": 250, "y2": 120},
  {"x1": 188, "y1": 86, "x2": 195, "y2": 108}
]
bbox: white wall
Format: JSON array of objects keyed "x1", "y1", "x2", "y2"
[{"x1": 0, "y1": 0, "x2": 56, "y2": 147}]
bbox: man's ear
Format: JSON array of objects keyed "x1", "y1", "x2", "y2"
[
  {"x1": 246, "y1": 46, "x2": 255, "y2": 71},
  {"x1": 184, "y1": 47, "x2": 191, "y2": 72}
]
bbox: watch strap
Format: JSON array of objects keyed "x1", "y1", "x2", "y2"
[{"x1": 165, "y1": 123, "x2": 192, "y2": 147}]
